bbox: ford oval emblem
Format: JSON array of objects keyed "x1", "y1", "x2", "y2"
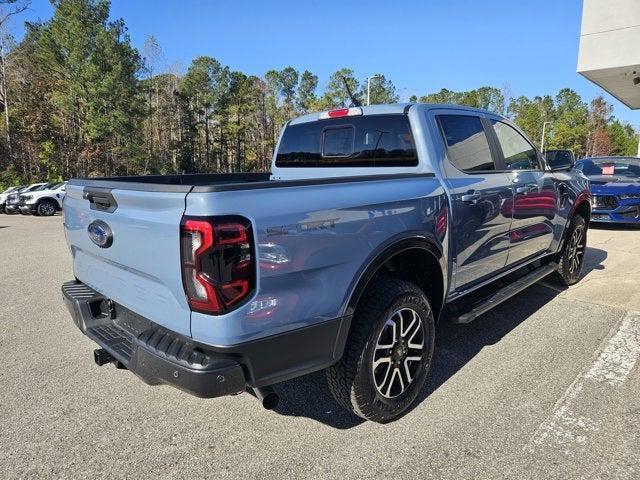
[{"x1": 87, "y1": 220, "x2": 113, "y2": 248}]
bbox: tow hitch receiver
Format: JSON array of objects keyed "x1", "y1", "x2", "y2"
[{"x1": 94, "y1": 348, "x2": 115, "y2": 366}]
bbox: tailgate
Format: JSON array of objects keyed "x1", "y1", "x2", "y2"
[{"x1": 63, "y1": 183, "x2": 191, "y2": 336}]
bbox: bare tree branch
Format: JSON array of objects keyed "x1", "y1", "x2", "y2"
[{"x1": 0, "y1": 0, "x2": 30, "y2": 29}]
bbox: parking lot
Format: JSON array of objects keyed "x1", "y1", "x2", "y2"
[{"x1": 0, "y1": 214, "x2": 638, "y2": 479}]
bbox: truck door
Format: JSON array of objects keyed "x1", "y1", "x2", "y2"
[
  {"x1": 434, "y1": 113, "x2": 514, "y2": 289},
  {"x1": 487, "y1": 119, "x2": 557, "y2": 265}
]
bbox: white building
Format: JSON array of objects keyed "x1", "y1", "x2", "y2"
[{"x1": 577, "y1": 0, "x2": 640, "y2": 109}]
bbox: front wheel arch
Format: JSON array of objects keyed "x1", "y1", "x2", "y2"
[
  {"x1": 557, "y1": 198, "x2": 591, "y2": 254},
  {"x1": 573, "y1": 199, "x2": 591, "y2": 226},
  {"x1": 554, "y1": 213, "x2": 587, "y2": 286},
  {"x1": 36, "y1": 198, "x2": 59, "y2": 216}
]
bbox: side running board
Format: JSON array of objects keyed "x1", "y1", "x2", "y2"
[{"x1": 450, "y1": 263, "x2": 558, "y2": 324}]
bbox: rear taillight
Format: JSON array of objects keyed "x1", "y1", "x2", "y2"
[{"x1": 180, "y1": 216, "x2": 255, "y2": 315}]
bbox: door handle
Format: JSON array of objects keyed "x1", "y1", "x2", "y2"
[
  {"x1": 515, "y1": 184, "x2": 537, "y2": 195},
  {"x1": 461, "y1": 190, "x2": 482, "y2": 204}
]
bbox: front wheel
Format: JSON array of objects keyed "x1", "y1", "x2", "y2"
[
  {"x1": 37, "y1": 200, "x2": 57, "y2": 217},
  {"x1": 553, "y1": 214, "x2": 587, "y2": 286},
  {"x1": 326, "y1": 277, "x2": 435, "y2": 423}
]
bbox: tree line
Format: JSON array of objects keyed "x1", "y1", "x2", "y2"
[
  {"x1": 0, "y1": 0, "x2": 637, "y2": 189},
  {"x1": 415, "y1": 87, "x2": 638, "y2": 160}
]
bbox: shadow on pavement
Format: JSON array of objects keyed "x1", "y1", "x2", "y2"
[
  {"x1": 582, "y1": 246, "x2": 607, "y2": 275},
  {"x1": 271, "y1": 247, "x2": 607, "y2": 429},
  {"x1": 272, "y1": 369, "x2": 365, "y2": 429}
]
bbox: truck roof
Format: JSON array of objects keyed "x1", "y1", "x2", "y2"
[{"x1": 288, "y1": 103, "x2": 501, "y2": 125}]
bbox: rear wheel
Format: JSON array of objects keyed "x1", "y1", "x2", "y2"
[
  {"x1": 553, "y1": 214, "x2": 587, "y2": 286},
  {"x1": 37, "y1": 200, "x2": 57, "y2": 217},
  {"x1": 326, "y1": 277, "x2": 435, "y2": 423}
]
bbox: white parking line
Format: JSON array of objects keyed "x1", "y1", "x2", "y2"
[
  {"x1": 584, "y1": 313, "x2": 640, "y2": 385},
  {"x1": 528, "y1": 311, "x2": 640, "y2": 454}
]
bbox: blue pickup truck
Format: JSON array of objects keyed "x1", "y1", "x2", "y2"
[{"x1": 62, "y1": 103, "x2": 591, "y2": 422}]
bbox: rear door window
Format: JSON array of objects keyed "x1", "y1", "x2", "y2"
[
  {"x1": 275, "y1": 114, "x2": 418, "y2": 167},
  {"x1": 437, "y1": 115, "x2": 495, "y2": 172}
]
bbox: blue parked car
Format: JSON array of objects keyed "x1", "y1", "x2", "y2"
[{"x1": 574, "y1": 156, "x2": 640, "y2": 224}]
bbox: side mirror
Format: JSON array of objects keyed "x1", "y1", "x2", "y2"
[{"x1": 545, "y1": 149, "x2": 575, "y2": 171}]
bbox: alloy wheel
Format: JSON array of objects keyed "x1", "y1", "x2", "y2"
[
  {"x1": 567, "y1": 225, "x2": 585, "y2": 276},
  {"x1": 372, "y1": 308, "x2": 425, "y2": 399},
  {"x1": 39, "y1": 203, "x2": 55, "y2": 216}
]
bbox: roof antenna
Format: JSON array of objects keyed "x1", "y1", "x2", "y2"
[{"x1": 341, "y1": 75, "x2": 362, "y2": 107}]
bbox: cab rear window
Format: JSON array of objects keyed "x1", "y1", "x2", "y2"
[{"x1": 275, "y1": 114, "x2": 418, "y2": 168}]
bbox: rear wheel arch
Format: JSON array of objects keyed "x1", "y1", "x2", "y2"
[{"x1": 344, "y1": 237, "x2": 446, "y2": 323}]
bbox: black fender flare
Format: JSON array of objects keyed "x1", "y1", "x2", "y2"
[
  {"x1": 558, "y1": 191, "x2": 591, "y2": 253},
  {"x1": 330, "y1": 234, "x2": 446, "y2": 363},
  {"x1": 342, "y1": 233, "x2": 446, "y2": 317}
]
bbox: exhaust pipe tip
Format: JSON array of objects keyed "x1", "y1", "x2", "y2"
[{"x1": 251, "y1": 386, "x2": 279, "y2": 410}]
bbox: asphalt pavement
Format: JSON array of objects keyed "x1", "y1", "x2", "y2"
[{"x1": 0, "y1": 214, "x2": 638, "y2": 479}]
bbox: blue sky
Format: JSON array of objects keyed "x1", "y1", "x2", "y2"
[{"x1": 9, "y1": 0, "x2": 639, "y2": 125}]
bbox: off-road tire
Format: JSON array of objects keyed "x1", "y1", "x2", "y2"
[{"x1": 326, "y1": 277, "x2": 435, "y2": 423}]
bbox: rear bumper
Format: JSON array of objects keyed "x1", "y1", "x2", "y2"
[
  {"x1": 62, "y1": 280, "x2": 349, "y2": 397},
  {"x1": 62, "y1": 281, "x2": 246, "y2": 398}
]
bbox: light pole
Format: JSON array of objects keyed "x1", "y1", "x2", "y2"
[
  {"x1": 540, "y1": 121, "x2": 552, "y2": 153},
  {"x1": 367, "y1": 74, "x2": 383, "y2": 106}
]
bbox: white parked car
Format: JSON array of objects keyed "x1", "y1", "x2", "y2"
[
  {"x1": 4, "y1": 183, "x2": 47, "y2": 215},
  {"x1": 0, "y1": 186, "x2": 26, "y2": 213},
  {"x1": 18, "y1": 181, "x2": 67, "y2": 216}
]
